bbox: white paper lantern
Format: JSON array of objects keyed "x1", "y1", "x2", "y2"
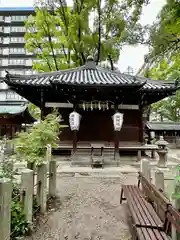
[
  {"x1": 112, "y1": 112, "x2": 124, "y2": 131},
  {"x1": 69, "y1": 111, "x2": 81, "y2": 131}
]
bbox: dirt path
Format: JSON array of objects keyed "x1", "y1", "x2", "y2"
[{"x1": 27, "y1": 173, "x2": 136, "y2": 240}]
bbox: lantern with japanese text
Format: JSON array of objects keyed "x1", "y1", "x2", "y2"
[
  {"x1": 112, "y1": 112, "x2": 124, "y2": 131},
  {"x1": 69, "y1": 111, "x2": 81, "y2": 131}
]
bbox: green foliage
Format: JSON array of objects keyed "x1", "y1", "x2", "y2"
[
  {"x1": 148, "y1": 1, "x2": 180, "y2": 62},
  {"x1": 11, "y1": 199, "x2": 29, "y2": 238},
  {"x1": 144, "y1": 58, "x2": 180, "y2": 122},
  {"x1": 12, "y1": 110, "x2": 61, "y2": 165},
  {"x1": 28, "y1": 103, "x2": 41, "y2": 120},
  {"x1": 25, "y1": 0, "x2": 149, "y2": 71}
]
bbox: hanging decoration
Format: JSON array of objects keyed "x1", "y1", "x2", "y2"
[
  {"x1": 79, "y1": 101, "x2": 112, "y2": 110},
  {"x1": 112, "y1": 112, "x2": 124, "y2": 131},
  {"x1": 69, "y1": 111, "x2": 81, "y2": 131}
]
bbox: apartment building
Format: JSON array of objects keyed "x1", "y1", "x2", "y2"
[{"x1": 0, "y1": 7, "x2": 36, "y2": 78}]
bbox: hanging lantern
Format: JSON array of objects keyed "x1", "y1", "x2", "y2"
[
  {"x1": 69, "y1": 111, "x2": 81, "y2": 131},
  {"x1": 112, "y1": 112, "x2": 124, "y2": 131}
]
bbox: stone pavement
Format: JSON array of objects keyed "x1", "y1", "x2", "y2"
[{"x1": 26, "y1": 173, "x2": 136, "y2": 240}]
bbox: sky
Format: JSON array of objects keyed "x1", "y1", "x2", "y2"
[{"x1": 0, "y1": 0, "x2": 166, "y2": 73}]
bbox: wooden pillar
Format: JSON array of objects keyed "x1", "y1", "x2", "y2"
[
  {"x1": 139, "y1": 105, "x2": 144, "y2": 143},
  {"x1": 114, "y1": 130, "x2": 119, "y2": 158},
  {"x1": 73, "y1": 130, "x2": 77, "y2": 153},
  {"x1": 72, "y1": 103, "x2": 78, "y2": 154},
  {"x1": 114, "y1": 105, "x2": 119, "y2": 160},
  {"x1": 40, "y1": 89, "x2": 45, "y2": 120}
]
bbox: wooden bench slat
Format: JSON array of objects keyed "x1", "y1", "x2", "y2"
[
  {"x1": 137, "y1": 227, "x2": 169, "y2": 240},
  {"x1": 124, "y1": 185, "x2": 153, "y2": 227},
  {"x1": 123, "y1": 186, "x2": 143, "y2": 226},
  {"x1": 130, "y1": 186, "x2": 153, "y2": 227},
  {"x1": 123, "y1": 185, "x2": 164, "y2": 229},
  {"x1": 131, "y1": 185, "x2": 163, "y2": 229},
  {"x1": 133, "y1": 187, "x2": 163, "y2": 229}
]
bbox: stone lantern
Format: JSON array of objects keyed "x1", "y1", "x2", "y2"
[{"x1": 155, "y1": 136, "x2": 168, "y2": 168}]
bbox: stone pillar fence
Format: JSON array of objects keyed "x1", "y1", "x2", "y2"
[{"x1": 0, "y1": 145, "x2": 56, "y2": 240}]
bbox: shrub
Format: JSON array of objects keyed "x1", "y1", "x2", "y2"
[{"x1": 12, "y1": 110, "x2": 61, "y2": 166}]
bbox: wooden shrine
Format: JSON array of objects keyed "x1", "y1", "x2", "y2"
[{"x1": 3, "y1": 56, "x2": 179, "y2": 161}]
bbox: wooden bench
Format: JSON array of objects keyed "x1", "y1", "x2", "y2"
[
  {"x1": 138, "y1": 172, "x2": 170, "y2": 223},
  {"x1": 120, "y1": 185, "x2": 168, "y2": 239},
  {"x1": 138, "y1": 172, "x2": 180, "y2": 238}
]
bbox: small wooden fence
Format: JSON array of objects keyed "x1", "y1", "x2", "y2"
[{"x1": 0, "y1": 157, "x2": 57, "y2": 240}]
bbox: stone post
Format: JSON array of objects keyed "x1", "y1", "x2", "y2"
[
  {"x1": 46, "y1": 144, "x2": 52, "y2": 162},
  {"x1": 141, "y1": 158, "x2": 151, "y2": 181},
  {"x1": 49, "y1": 160, "x2": 56, "y2": 198},
  {"x1": 154, "y1": 170, "x2": 164, "y2": 192},
  {"x1": 155, "y1": 136, "x2": 168, "y2": 168},
  {"x1": 0, "y1": 178, "x2": 12, "y2": 240},
  {"x1": 21, "y1": 169, "x2": 34, "y2": 225},
  {"x1": 37, "y1": 163, "x2": 47, "y2": 214}
]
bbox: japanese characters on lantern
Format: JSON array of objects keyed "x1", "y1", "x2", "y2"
[
  {"x1": 112, "y1": 112, "x2": 124, "y2": 131},
  {"x1": 69, "y1": 111, "x2": 81, "y2": 131}
]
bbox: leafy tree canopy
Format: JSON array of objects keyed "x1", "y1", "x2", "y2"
[
  {"x1": 25, "y1": 0, "x2": 149, "y2": 72},
  {"x1": 145, "y1": 58, "x2": 180, "y2": 122},
  {"x1": 147, "y1": 0, "x2": 180, "y2": 63}
]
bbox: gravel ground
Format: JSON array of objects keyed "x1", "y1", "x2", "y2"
[{"x1": 26, "y1": 173, "x2": 137, "y2": 240}]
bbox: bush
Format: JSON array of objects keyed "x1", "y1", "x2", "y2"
[
  {"x1": 12, "y1": 110, "x2": 61, "y2": 166},
  {"x1": 11, "y1": 199, "x2": 29, "y2": 238}
]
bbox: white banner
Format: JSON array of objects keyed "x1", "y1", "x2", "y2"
[
  {"x1": 112, "y1": 112, "x2": 124, "y2": 131},
  {"x1": 69, "y1": 111, "x2": 81, "y2": 131}
]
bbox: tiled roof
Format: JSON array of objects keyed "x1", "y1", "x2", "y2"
[
  {"x1": 146, "y1": 121, "x2": 180, "y2": 131},
  {"x1": 4, "y1": 57, "x2": 177, "y2": 91}
]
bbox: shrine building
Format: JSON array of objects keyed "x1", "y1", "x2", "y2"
[{"x1": 3, "y1": 56, "x2": 179, "y2": 162}]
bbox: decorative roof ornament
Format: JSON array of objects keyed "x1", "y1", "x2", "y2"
[
  {"x1": 98, "y1": 101, "x2": 101, "y2": 110},
  {"x1": 106, "y1": 102, "x2": 109, "y2": 110},
  {"x1": 85, "y1": 55, "x2": 96, "y2": 70},
  {"x1": 83, "y1": 102, "x2": 85, "y2": 110},
  {"x1": 91, "y1": 101, "x2": 93, "y2": 111}
]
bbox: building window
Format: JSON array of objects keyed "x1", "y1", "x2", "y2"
[
  {"x1": 9, "y1": 69, "x2": 24, "y2": 75},
  {"x1": 4, "y1": 16, "x2": 11, "y2": 23},
  {"x1": 4, "y1": 27, "x2": 10, "y2": 33},
  {"x1": 6, "y1": 91, "x2": 16, "y2": 100},
  {"x1": 10, "y1": 37, "x2": 25, "y2": 43},
  {"x1": 1, "y1": 59, "x2": 8, "y2": 66},
  {"x1": 0, "y1": 16, "x2": 4, "y2": 21},
  {"x1": 3, "y1": 37, "x2": 10, "y2": 44},
  {"x1": 2, "y1": 48, "x2": 9, "y2": 55},
  {"x1": 9, "y1": 59, "x2": 25, "y2": 65},
  {"x1": 11, "y1": 16, "x2": 27, "y2": 21},
  {"x1": 9, "y1": 48, "x2": 25, "y2": 54},
  {"x1": 11, "y1": 27, "x2": 26, "y2": 32},
  {"x1": 0, "y1": 27, "x2": 3, "y2": 32}
]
